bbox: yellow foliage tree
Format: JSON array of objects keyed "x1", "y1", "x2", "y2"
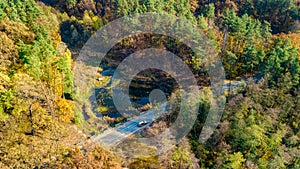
[{"x1": 56, "y1": 97, "x2": 74, "y2": 123}]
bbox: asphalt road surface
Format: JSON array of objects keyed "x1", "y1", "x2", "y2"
[
  {"x1": 92, "y1": 102, "x2": 168, "y2": 147},
  {"x1": 92, "y1": 76, "x2": 259, "y2": 147}
]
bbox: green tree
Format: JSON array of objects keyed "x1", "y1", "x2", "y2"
[
  {"x1": 223, "y1": 152, "x2": 246, "y2": 169},
  {"x1": 203, "y1": 4, "x2": 215, "y2": 28},
  {"x1": 239, "y1": 0, "x2": 299, "y2": 33},
  {"x1": 262, "y1": 38, "x2": 300, "y2": 87},
  {"x1": 242, "y1": 44, "x2": 258, "y2": 75}
]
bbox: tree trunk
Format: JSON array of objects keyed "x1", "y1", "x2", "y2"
[
  {"x1": 222, "y1": 27, "x2": 228, "y2": 57},
  {"x1": 29, "y1": 104, "x2": 36, "y2": 136}
]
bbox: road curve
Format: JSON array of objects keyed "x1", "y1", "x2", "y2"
[
  {"x1": 92, "y1": 102, "x2": 168, "y2": 147},
  {"x1": 92, "y1": 76, "x2": 258, "y2": 147}
]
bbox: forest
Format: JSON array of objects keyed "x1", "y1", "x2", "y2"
[{"x1": 0, "y1": 0, "x2": 299, "y2": 168}]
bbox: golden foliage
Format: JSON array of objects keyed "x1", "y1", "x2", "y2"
[
  {"x1": 0, "y1": 18, "x2": 35, "y2": 44},
  {"x1": 56, "y1": 97, "x2": 74, "y2": 123},
  {"x1": 63, "y1": 146, "x2": 122, "y2": 168}
]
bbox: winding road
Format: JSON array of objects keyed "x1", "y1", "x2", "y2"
[
  {"x1": 92, "y1": 74, "x2": 259, "y2": 147},
  {"x1": 92, "y1": 102, "x2": 168, "y2": 147}
]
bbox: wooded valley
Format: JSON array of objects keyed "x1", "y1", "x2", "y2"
[{"x1": 0, "y1": 0, "x2": 299, "y2": 168}]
